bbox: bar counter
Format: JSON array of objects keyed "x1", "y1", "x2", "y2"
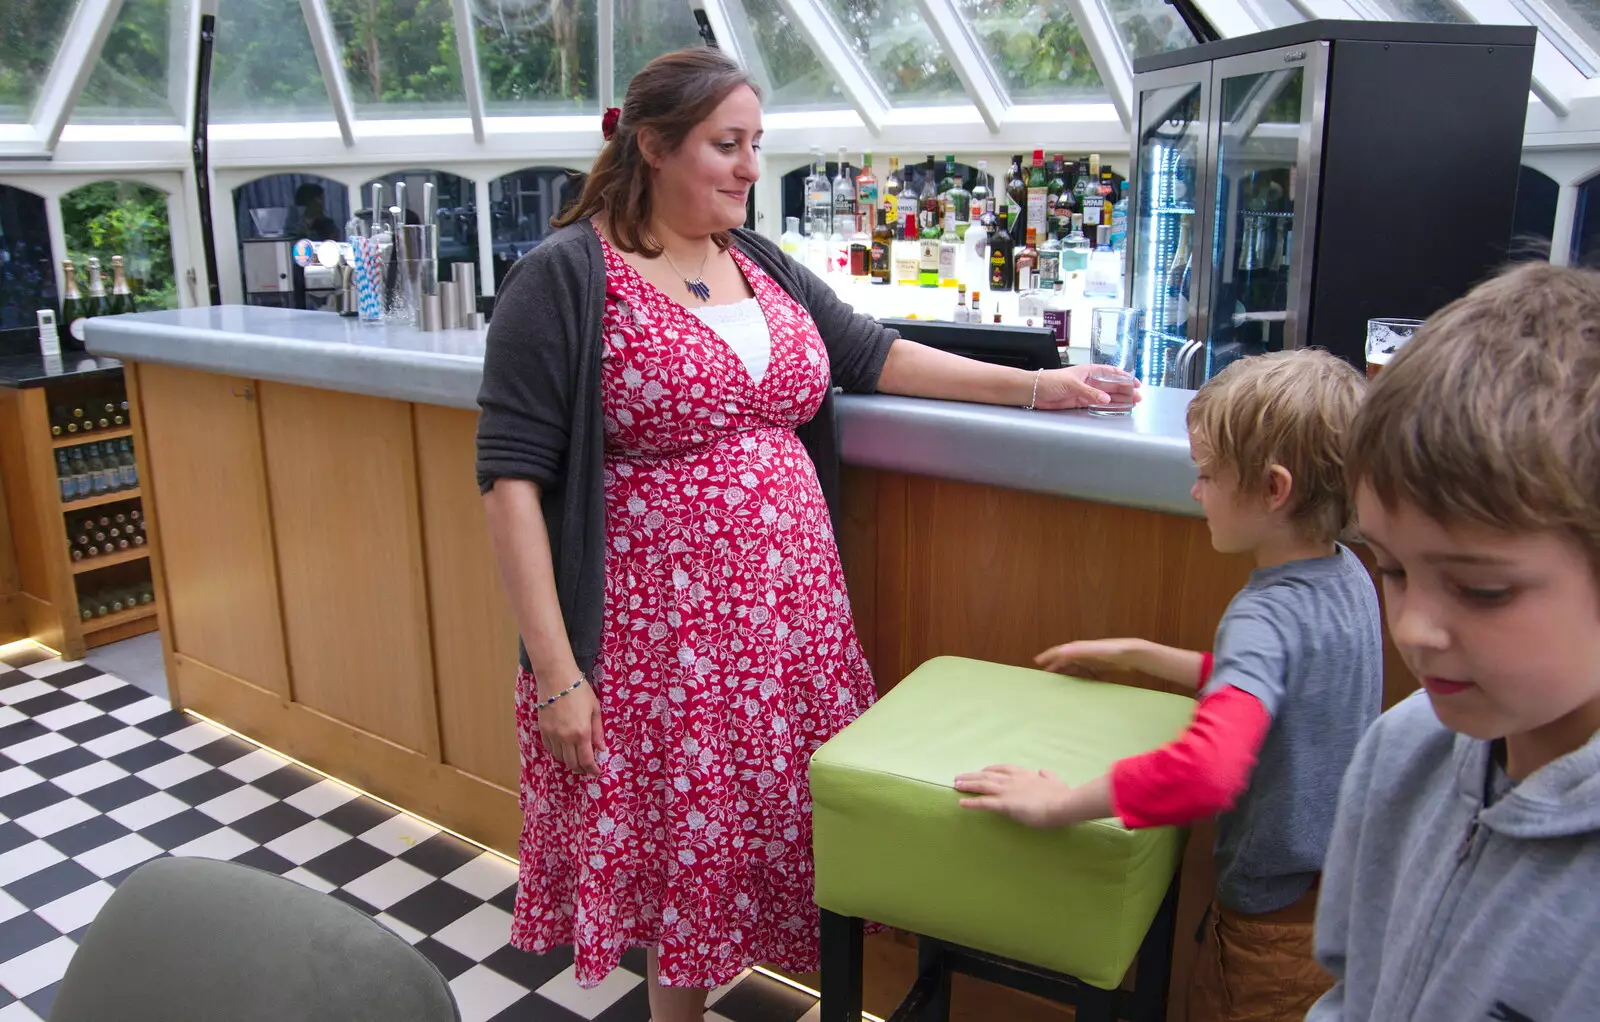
[{"x1": 85, "y1": 307, "x2": 1407, "y2": 1021}]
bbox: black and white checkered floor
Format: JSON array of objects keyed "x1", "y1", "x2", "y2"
[{"x1": 0, "y1": 642, "x2": 823, "y2": 1022}]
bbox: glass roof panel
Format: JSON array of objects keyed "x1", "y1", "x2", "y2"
[
  {"x1": 954, "y1": 0, "x2": 1105, "y2": 103},
  {"x1": 474, "y1": 0, "x2": 599, "y2": 112},
  {"x1": 613, "y1": 0, "x2": 705, "y2": 99},
  {"x1": 736, "y1": 0, "x2": 843, "y2": 110},
  {"x1": 73, "y1": 0, "x2": 187, "y2": 124},
  {"x1": 1536, "y1": 0, "x2": 1600, "y2": 73},
  {"x1": 211, "y1": 0, "x2": 334, "y2": 122},
  {"x1": 1250, "y1": 0, "x2": 1308, "y2": 27},
  {"x1": 1367, "y1": 0, "x2": 1467, "y2": 21},
  {"x1": 818, "y1": 0, "x2": 966, "y2": 106},
  {"x1": 0, "y1": 0, "x2": 80, "y2": 123},
  {"x1": 1105, "y1": 0, "x2": 1197, "y2": 59},
  {"x1": 328, "y1": 0, "x2": 468, "y2": 117}
]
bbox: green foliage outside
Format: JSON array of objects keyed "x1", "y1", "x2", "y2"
[
  {"x1": 62, "y1": 182, "x2": 179, "y2": 312},
  {"x1": 0, "y1": 0, "x2": 79, "y2": 117},
  {"x1": 78, "y1": 0, "x2": 174, "y2": 117}
]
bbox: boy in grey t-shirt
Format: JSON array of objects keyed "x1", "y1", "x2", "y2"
[{"x1": 957, "y1": 350, "x2": 1382, "y2": 1022}]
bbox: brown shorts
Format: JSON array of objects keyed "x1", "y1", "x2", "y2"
[{"x1": 1184, "y1": 885, "x2": 1333, "y2": 1022}]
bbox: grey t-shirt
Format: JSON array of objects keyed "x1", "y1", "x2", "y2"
[{"x1": 1203, "y1": 544, "x2": 1382, "y2": 914}]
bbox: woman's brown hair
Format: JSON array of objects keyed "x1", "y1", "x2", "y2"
[{"x1": 552, "y1": 47, "x2": 762, "y2": 255}]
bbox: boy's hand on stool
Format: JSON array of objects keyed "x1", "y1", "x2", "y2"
[{"x1": 954, "y1": 767, "x2": 1113, "y2": 828}]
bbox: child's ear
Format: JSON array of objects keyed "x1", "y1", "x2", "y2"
[{"x1": 1264, "y1": 464, "x2": 1295, "y2": 513}]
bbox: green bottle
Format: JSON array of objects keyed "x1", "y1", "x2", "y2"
[{"x1": 918, "y1": 214, "x2": 941, "y2": 288}]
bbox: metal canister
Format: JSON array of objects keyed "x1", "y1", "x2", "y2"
[{"x1": 452, "y1": 262, "x2": 477, "y2": 325}]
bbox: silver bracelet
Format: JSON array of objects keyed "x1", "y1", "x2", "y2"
[
  {"x1": 1025, "y1": 368, "x2": 1043, "y2": 410},
  {"x1": 535, "y1": 676, "x2": 585, "y2": 710}
]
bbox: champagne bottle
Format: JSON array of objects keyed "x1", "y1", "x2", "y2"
[
  {"x1": 108, "y1": 256, "x2": 136, "y2": 315},
  {"x1": 86, "y1": 258, "x2": 111, "y2": 318},
  {"x1": 60, "y1": 260, "x2": 89, "y2": 352}
]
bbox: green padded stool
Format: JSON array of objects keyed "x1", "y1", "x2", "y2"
[{"x1": 811, "y1": 656, "x2": 1195, "y2": 1022}]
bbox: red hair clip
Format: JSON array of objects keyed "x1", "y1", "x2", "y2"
[{"x1": 601, "y1": 107, "x2": 621, "y2": 141}]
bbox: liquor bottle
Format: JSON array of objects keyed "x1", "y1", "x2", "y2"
[
  {"x1": 1014, "y1": 228, "x2": 1040, "y2": 294},
  {"x1": 918, "y1": 155, "x2": 939, "y2": 237},
  {"x1": 1100, "y1": 165, "x2": 1116, "y2": 228},
  {"x1": 60, "y1": 259, "x2": 89, "y2": 351},
  {"x1": 942, "y1": 155, "x2": 971, "y2": 228},
  {"x1": 805, "y1": 149, "x2": 832, "y2": 236},
  {"x1": 893, "y1": 213, "x2": 920, "y2": 285},
  {"x1": 969, "y1": 159, "x2": 990, "y2": 223},
  {"x1": 1111, "y1": 183, "x2": 1129, "y2": 254},
  {"x1": 1026, "y1": 150, "x2": 1048, "y2": 248},
  {"x1": 1043, "y1": 282, "x2": 1073, "y2": 347},
  {"x1": 1046, "y1": 155, "x2": 1068, "y2": 237},
  {"x1": 870, "y1": 209, "x2": 893, "y2": 285},
  {"x1": 779, "y1": 216, "x2": 804, "y2": 257},
  {"x1": 1061, "y1": 213, "x2": 1092, "y2": 275},
  {"x1": 1006, "y1": 155, "x2": 1027, "y2": 242},
  {"x1": 108, "y1": 256, "x2": 136, "y2": 315},
  {"x1": 119, "y1": 438, "x2": 138, "y2": 488},
  {"x1": 883, "y1": 157, "x2": 903, "y2": 228},
  {"x1": 1084, "y1": 224, "x2": 1121, "y2": 299},
  {"x1": 856, "y1": 153, "x2": 878, "y2": 218},
  {"x1": 962, "y1": 211, "x2": 990, "y2": 293},
  {"x1": 918, "y1": 209, "x2": 942, "y2": 288},
  {"x1": 988, "y1": 207, "x2": 1015, "y2": 293},
  {"x1": 849, "y1": 213, "x2": 871, "y2": 278},
  {"x1": 954, "y1": 283, "x2": 969, "y2": 323},
  {"x1": 1038, "y1": 229, "x2": 1062, "y2": 291},
  {"x1": 828, "y1": 219, "x2": 849, "y2": 276},
  {"x1": 86, "y1": 258, "x2": 111, "y2": 318},
  {"x1": 56, "y1": 451, "x2": 74, "y2": 503},
  {"x1": 969, "y1": 291, "x2": 982, "y2": 324},
  {"x1": 1081, "y1": 154, "x2": 1105, "y2": 228},
  {"x1": 938, "y1": 211, "x2": 962, "y2": 288},
  {"x1": 804, "y1": 215, "x2": 829, "y2": 277},
  {"x1": 1018, "y1": 282, "x2": 1045, "y2": 328},
  {"x1": 833, "y1": 147, "x2": 857, "y2": 229}
]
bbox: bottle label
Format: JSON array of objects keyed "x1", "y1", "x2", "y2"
[
  {"x1": 1017, "y1": 265, "x2": 1035, "y2": 293},
  {"x1": 884, "y1": 195, "x2": 899, "y2": 225},
  {"x1": 919, "y1": 239, "x2": 940, "y2": 272},
  {"x1": 1043, "y1": 308, "x2": 1070, "y2": 344},
  {"x1": 970, "y1": 197, "x2": 987, "y2": 221},
  {"x1": 870, "y1": 242, "x2": 890, "y2": 275},
  {"x1": 858, "y1": 183, "x2": 879, "y2": 208},
  {"x1": 1039, "y1": 252, "x2": 1060, "y2": 287},
  {"x1": 938, "y1": 244, "x2": 957, "y2": 280},
  {"x1": 1027, "y1": 189, "x2": 1047, "y2": 242}
]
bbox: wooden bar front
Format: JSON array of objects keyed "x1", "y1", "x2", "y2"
[{"x1": 130, "y1": 361, "x2": 1409, "y2": 1021}]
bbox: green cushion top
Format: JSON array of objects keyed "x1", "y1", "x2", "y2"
[{"x1": 810, "y1": 656, "x2": 1195, "y2": 989}]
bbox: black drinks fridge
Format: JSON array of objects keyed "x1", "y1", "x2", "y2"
[{"x1": 1127, "y1": 21, "x2": 1535, "y2": 386}]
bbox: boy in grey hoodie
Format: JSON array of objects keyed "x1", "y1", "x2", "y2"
[{"x1": 1310, "y1": 262, "x2": 1600, "y2": 1022}]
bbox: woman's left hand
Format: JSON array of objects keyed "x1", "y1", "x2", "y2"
[{"x1": 1031, "y1": 364, "x2": 1141, "y2": 411}]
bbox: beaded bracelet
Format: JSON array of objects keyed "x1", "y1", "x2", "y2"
[
  {"x1": 1025, "y1": 368, "x2": 1043, "y2": 410},
  {"x1": 535, "y1": 677, "x2": 585, "y2": 710}
]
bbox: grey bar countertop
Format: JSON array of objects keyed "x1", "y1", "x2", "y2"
[{"x1": 86, "y1": 306, "x2": 1201, "y2": 518}]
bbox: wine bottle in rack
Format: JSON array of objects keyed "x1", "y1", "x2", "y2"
[{"x1": 119, "y1": 439, "x2": 138, "y2": 488}]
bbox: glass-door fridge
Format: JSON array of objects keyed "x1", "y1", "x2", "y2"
[{"x1": 1128, "y1": 22, "x2": 1537, "y2": 386}]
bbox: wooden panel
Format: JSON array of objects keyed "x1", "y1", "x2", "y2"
[
  {"x1": 176, "y1": 653, "x2": 519, "y2": 854},
  {"x1": 414, "y1": 405, "x2": 519, "y2": 791},
  {"x1": 0, "y1": 388, "x2": 78, "y2": 657},
  {"x1": 259, "y1": 382, "x2": 439, "y2": 756},
  {"x1": 0, "y1": 462, "x2": 22, "y2": 645},
  {"x1": 124, "y1": 364, "x2": 180, "y2": 707},
  {"x1": 137, "y1": 365, "x2": 288, "y2": 698}
]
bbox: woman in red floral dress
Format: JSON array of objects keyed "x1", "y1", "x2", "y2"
[{"x1": 477, "y1": 49, "x2": 1140, "y2": 1022}]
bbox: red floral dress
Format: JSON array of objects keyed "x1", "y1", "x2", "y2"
[{"x1": 509, "y1": 238, "x2": 877, "y2": 988}]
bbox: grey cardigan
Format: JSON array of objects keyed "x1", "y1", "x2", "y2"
[{"x1": 475, "y1": 218, "x2": 897, "y2": 676}]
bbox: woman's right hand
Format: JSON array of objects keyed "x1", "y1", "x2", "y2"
[
  {"x1": 1034, "y1": 638, "x2": 1142, "y2": 680},
  {"x1": 538, "y1": 680, "x2": 606, "y2": 776}
]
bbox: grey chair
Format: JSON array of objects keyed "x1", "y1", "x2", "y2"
[{"x1": 50, "y1": 856, "x2": 460, "y2": 1022}]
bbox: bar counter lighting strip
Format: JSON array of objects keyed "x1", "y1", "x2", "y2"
[{"x1": 183, "y1": 708, "x2": 885, "y2": 1021}]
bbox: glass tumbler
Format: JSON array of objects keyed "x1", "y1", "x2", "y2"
[{"x1": 1088, "y1": 307, "x2": 1143, "y2": 416}]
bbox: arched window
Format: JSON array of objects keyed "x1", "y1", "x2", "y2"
[
  {"x1": 0, "y1": 185, "x2": 57, "y2": 330},
  {"x1": 232, "y1": 173, "x2": 349, "y2": 307},
  {"x1": 1573, "y1": 169, "x2": 1600, "y2": 267},
  {"x1": 1509, "y1": 165, "x2": 1558, "y2": 263},
  {"x1": 61, "y1": 181, "x2": 179, "y2": 311},
  {"x1": 489, "y1": 166, "x2": 584, "y2": 289},
  {"x1": 359, "y1": 169, "x2": 478, "y2": 272}
]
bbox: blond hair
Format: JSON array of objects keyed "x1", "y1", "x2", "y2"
[
  {"x1": 1187, "y1": 349, "x2": 1368, "y2": 543},
  {"x1": 1347, "y1": 262, "x2": 1600, "y2": 558}
]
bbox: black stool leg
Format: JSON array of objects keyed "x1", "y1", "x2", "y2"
[
  {"x1": 1130, "y1": 879, "x2": 1180, "y2": 1022},
  {"x1": 915, "y1": 938, "x2": 952, "y2": 1022},
  {"x1": 1076, "y1": 982, "x2": 1118, "y2": 1022},
  {"x1": 820, "y1": 910, "x2": 864, "y2": 1022}
]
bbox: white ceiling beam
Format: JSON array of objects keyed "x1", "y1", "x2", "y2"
[
  {"x1": 768, "y1": 0, "x2": 888, "y2": 135},
  {"x1": 33, "y1": 0, "x2": 126, "y2": 151},
  {"x1": 451, "y1": 0, "x2": 488, "y2": 143},
  {"x1": 1287, "y1": 0, "x2": 1365, "y2": 19},
  {"x1": 1191, "y1": 0, "x2": 1271, "y2": 35},
  {"x1": 299, "y1": 0, "x2": 356, "y2": 146},
  {"x1": 915, "y1": 0, "x2": 1006, "y2": 133},
  {"x1": 1449, "y1": 0, "x2": 1579, "y2": 117},
  {"x1": 1061, "y1": 0, "x2": 1134, "y2": 129},
  {"x1": 170, "y1": 0, "x2": 199, "y2": 134},
  {"x1": 701, "y1": 0, "x2": 778, "y2": 99}
]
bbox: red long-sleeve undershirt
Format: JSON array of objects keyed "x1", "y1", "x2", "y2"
[{"x1": 1107, "y1": 653, "x2": 1273, "y2": 829}]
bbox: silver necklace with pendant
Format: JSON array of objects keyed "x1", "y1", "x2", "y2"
[{"x1": 660, "y1": 247, "x2": 712, "y2": 302}]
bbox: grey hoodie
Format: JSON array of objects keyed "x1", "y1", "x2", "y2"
[{"x1": 1309, "y1": 691, "x2": 1600, "y2": 1022}]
